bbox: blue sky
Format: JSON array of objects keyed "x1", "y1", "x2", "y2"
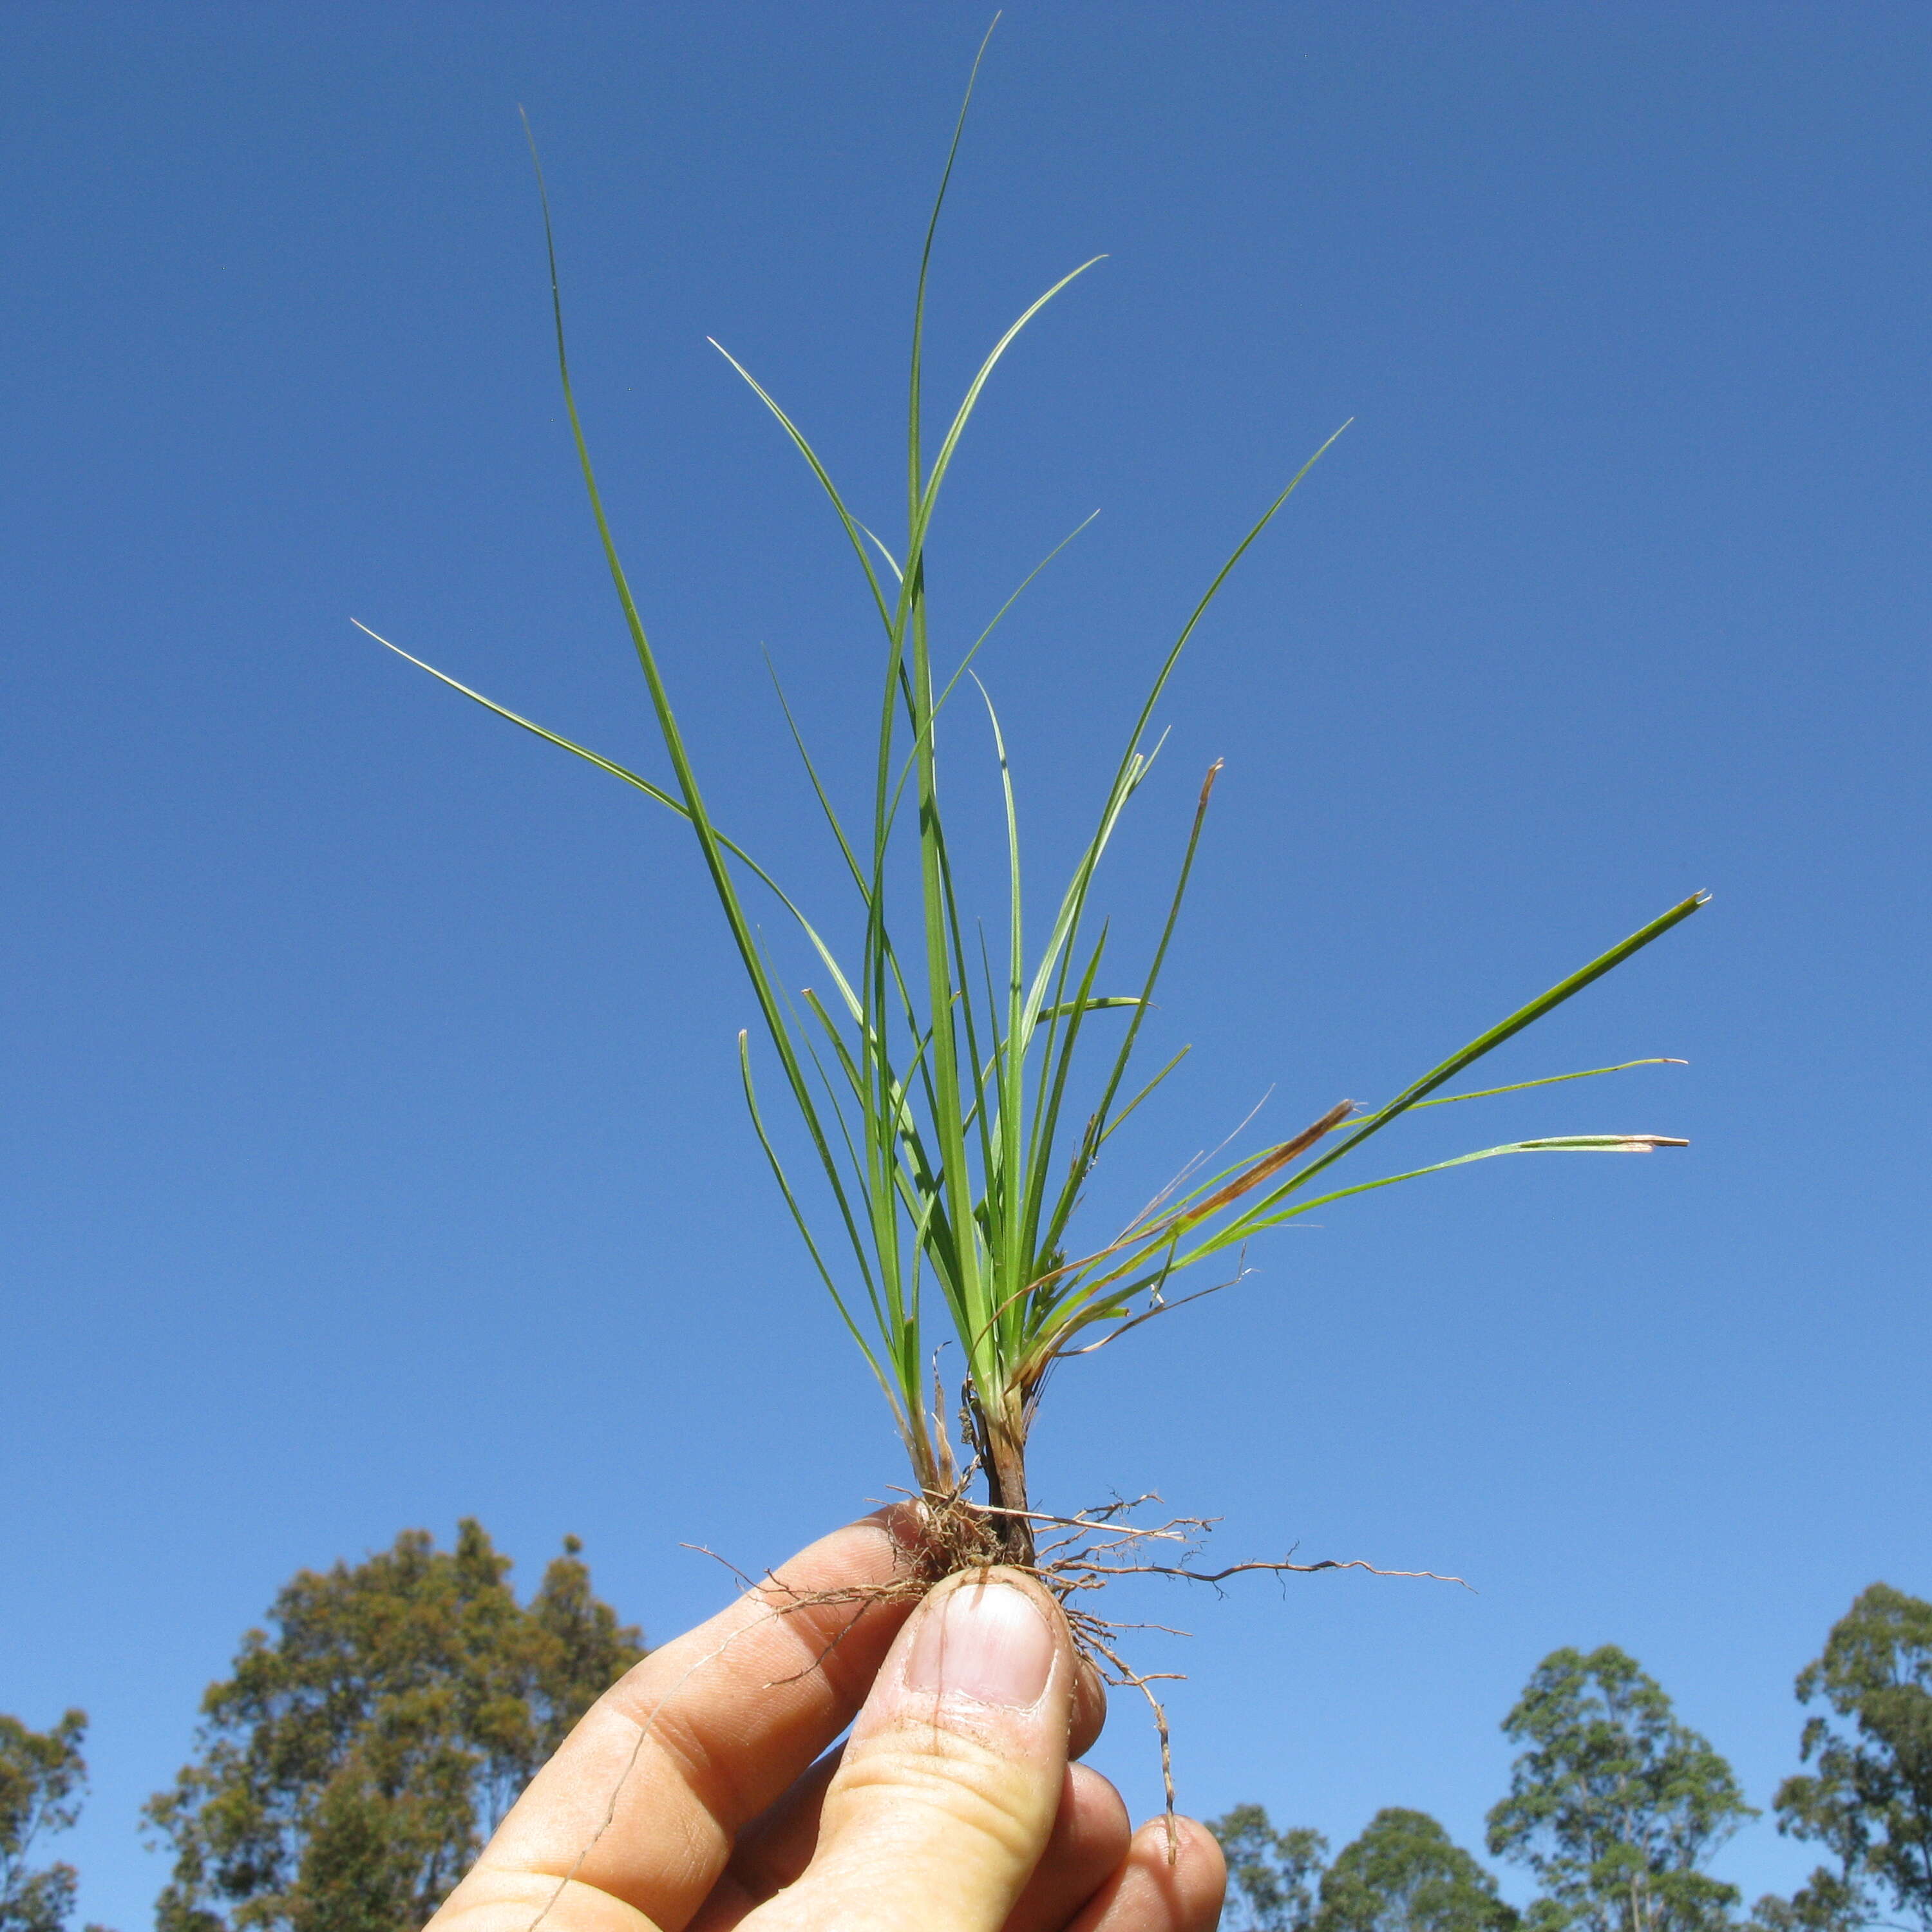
[{"x1": 3, "y1": 5, "x2": 1927, "y2": 1926}]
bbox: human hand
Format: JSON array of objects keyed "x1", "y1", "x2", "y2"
[{"x1": 429, "y1": 1506, "x2": 1226, "y2": 1932}]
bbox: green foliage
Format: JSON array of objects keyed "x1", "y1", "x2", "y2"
[
  {"x1": 0, "y1": 1709, "x2": 102, "y2": 1932},
  {"x1": 1209, "y1": 1803, "x2": 1330, "y2": 1931},
  {"x1": 1318, "y1": 1808, "x2": 1520, "y2": 1932},
  {"x1": 1748, "y1": 1878, "x2": 1865, "y2": 1932},
  {"x1": 370, "y1": 43, "x2": 1702, "y2": 1542},
  {"x1": 1211, "y1": 1803, "x2": 1515, "y2": 1932},
  {"x1": 1765, "y1": 1583, "x2": 1932, "y2": 1932},
  {"x1": 144, "y1": 1521, "x2": 641, "y2": 1932},
  {"x1": 1487, "y1": 1645, "x2": 1755, "y2": 1932}
]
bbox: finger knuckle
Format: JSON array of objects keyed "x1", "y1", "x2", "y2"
[{"x1": 833, "y1": 1728, "x2": 1048, "y2": 1870}]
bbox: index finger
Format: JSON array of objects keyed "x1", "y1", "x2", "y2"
[{"x1": 432, "y1": 1507, "x2": 926, "y2": 1932}]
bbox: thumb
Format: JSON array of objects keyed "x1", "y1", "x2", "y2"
[{"x1": 750, "y1": 1564, "x2": 1076, "y2": 1932}]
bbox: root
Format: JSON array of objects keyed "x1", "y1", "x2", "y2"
[
  {"x1": 1068, "y1": 1613, "x2": 1182, "y2": 1855},
  {"x1": 1079, "y1": 1551, "x2": 1472, "y2": 1589},
  {"x1": 690, "y1": 1490, "x2": 1470, "y2": 1868}
]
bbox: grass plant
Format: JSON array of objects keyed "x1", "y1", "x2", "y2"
[{"x1": 362, "y1": 46, "x2": 1702, "y2": 1573}]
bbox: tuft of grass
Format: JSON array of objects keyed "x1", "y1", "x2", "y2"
[{"x1": 360, "y1": 41, "x2": 1703, "y2": 1566}]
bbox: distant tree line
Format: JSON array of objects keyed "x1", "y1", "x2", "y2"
[
  {"x1": 1209, "y1": 1586, "x2": 1932, "y2": 1932},
  {"x1": 3, "y1": 1544, "x2": 1925, "y2": 1932}
]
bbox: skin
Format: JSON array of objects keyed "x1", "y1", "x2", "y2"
[{"x1": 429, "y1": 1506, "x2": 1227, "y2": 1932}]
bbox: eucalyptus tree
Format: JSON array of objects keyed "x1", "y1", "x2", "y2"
[
  {"x1": 0, "y1": 1709, "x2": 104, "y2": 1932},
  {"x1": 1486, "y1": 1645, "x2": 1753, "y2": 1932},
  {"x1": 1210, "y1": 1804, "x2": 1330, "y2": 1932},
  {"x1": 1763, "y1": 1584, "x2": 1932, "y2": 1932},
  {"x1": 1318, "y1": 1808, "x2": 1519, "y2": 1932},
  {"x1": 146, "y1": 1520, "x2": 640, "y2": 1932}
]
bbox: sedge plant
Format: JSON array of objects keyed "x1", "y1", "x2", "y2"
[{"x1": 361, "y1": 60, "x2": 1702, "y2": 1574}]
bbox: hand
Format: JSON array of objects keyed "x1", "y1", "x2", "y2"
[{"x1": 430, "y1": 1506, "x2": 1227, "y2": 1931}]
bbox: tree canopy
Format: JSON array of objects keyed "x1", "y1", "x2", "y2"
[
  {"x1": 1765, "y1": 1584, "x2": 1932, "y2": 1932},
  {"x1": 143, "y1": 1519, "x2": 642, "y2": 1932},
  {"x1": 0, "y1": 1707, "x2": 104, "y2": 1932},
  {"x1": 1210, "y1": 1803, "x2": 1331, "y2": 1931},
  {"x1": 1318, "y1": 1806, "x2": 1520, "y2": 1932},
  {"x1": 1486, "y1": 1644, "x2": 1754, "y2": 1932},
  {"x1": 1210, "y1": 1802, "x2": 1513, "y2": 1932}
]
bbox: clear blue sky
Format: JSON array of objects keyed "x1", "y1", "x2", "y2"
[{"x1": 3, "y1": 5, "x2": 1926, "y2": 1926}]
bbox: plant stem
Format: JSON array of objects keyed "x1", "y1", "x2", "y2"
[{"x1": 983, "y1": 1412, "x2": 1037, "y2": 1567}]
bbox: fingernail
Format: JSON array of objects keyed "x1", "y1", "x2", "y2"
[{"x1": 904, "y1": 1576, "x2": 1056, "y2": 1709}]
